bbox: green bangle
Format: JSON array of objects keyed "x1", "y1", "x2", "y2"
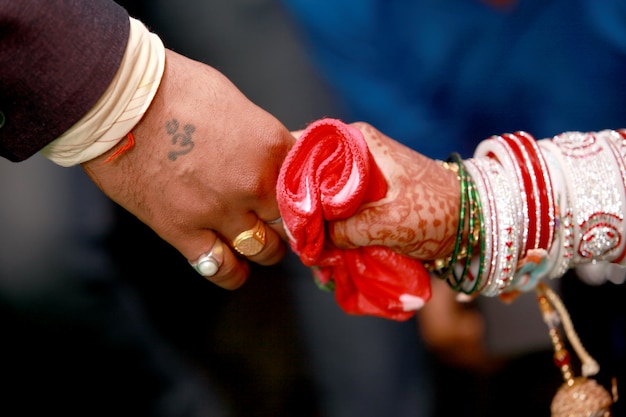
[
  {"x1": 447, "y1": 156, "x2": 468, "y2": 289},
  {"x1": 431, "y1": 153, "x2": 466, "y2": 289},
  {"x1": 457, "y1": 172, "x2": 477, "y2": 293},
  {"x1": 459, "y1": 174, "x2": 485, "y2": 294}
]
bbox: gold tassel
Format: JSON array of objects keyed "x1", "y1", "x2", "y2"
[{"x1": 535, "y1": 282, "x2": 617, "y2": 416}]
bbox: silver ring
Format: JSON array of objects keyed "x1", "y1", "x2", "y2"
[
  {"x1": 265, "y1": 216, "x2": 282, "y2": 225},
  {"x1": 189, "y1": 238, "x2": 224, "y2": 277}
]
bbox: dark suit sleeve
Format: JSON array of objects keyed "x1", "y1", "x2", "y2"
[{"x1": 0, "y1": 0, "x2": 130, "y2": 162}]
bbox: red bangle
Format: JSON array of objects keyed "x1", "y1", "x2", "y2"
[
  {"x1": 499, "y1": 133, "x2": 541, "y2": 252},
  {"x1": 513, "y1": 131, "x2": 555, "y2": 252},
  {"x1": 492, "y1": 135, "x2": 532, "y2": 253}
]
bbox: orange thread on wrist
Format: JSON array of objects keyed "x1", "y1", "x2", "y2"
[{"x1": 103, "y1": 132, "x2": 135, "y2": 164}]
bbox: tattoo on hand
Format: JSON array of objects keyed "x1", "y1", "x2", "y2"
[{"x1": 165, "y1": 119, "x2": 195, "y2": 161}]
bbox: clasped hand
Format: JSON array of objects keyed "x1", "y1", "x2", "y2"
[{"x1": 83, "y1": 49, "x2": 459, "y2": 290}]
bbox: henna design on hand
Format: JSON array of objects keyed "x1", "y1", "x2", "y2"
[{"x1": 330, "y1": 123, "x2": 460, "y2": 260}]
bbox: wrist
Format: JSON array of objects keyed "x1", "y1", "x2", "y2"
[{"x1": 42, "y1": 17, "x2": 165, "y2": 167}]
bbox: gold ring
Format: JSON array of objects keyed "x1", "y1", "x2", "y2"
[{"x1": 232, "y1": 219, "x2": 266, "y2": 256}]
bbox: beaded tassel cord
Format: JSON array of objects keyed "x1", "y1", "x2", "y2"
[{"x1": 535, "y1": 282, "x2": 617, "y2": 417}]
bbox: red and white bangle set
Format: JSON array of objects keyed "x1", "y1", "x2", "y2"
[{"x1": 447, "y1": 129, "x2": 626, "y2": 296}]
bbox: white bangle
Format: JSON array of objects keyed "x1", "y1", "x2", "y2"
[
  {"x1": 480, "y1": 156, "x2": 522, "y2": 296},
  {"x1": 465, "y1": 156, "x2": 522, "y2": 296},
  {"x1": 599, "y1": 129, "x2": 626, "y2": 264},
  {"x1": 475, "y1": 135, "x2": 529, "y2": 255},
  {"x1": 551, "y1": 131, "x2": 624, "y2": 265}
]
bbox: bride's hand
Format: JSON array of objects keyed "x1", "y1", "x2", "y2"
[{"x1": 329, "y1": 122, "x2": 460, "y2": 261}]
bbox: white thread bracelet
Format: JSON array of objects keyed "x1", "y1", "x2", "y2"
[{"x1": 40, "y1": 17, "x2": 165, "y2": 166}]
